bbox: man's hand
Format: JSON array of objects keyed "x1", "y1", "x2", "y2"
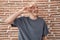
[
  {"x1": 23, "y1": 4, "x2": 38, "y2": 13},
  {"x1": 42, "y1": 36, "x2": 48, "y2": 40}
]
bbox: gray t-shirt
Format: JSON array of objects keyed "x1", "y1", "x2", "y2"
[{"x1": 11, "y1": 17, "x2": 49, "y2": 40}]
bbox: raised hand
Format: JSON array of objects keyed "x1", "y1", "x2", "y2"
[{"x1": 23, "y1": 2, "x2": 38, "y2": 13}]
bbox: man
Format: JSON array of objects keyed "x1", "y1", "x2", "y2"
[{"x1": 4, "y1": 3, "x2": 49, "y2": 40}]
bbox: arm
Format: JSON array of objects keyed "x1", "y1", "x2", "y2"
[
  {"x1": 4, "y1": 3, "x2": 36, "y2": 24},
  {"x1": 4, "y1": 8, "x2": 24, "y2": 24},
  {"x1": 42, "y1": 36, "x2": 48, "y2": 40}
]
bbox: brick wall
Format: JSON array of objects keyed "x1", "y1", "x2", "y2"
[{"x1": 0, "y1": 0, "x2": 60, "y2": 40}]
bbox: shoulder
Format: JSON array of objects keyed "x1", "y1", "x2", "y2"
[
  {"x1": 17, "y1": 17, "x2": 25, "y2": 20},
  {"x1": 38, "y1": 17, "x2": 47, "y2": 26},
  {"x1": 17, "y1": 17, "x2": 28, "y2": 21},
  {"x1": 38, "y1": 17, "x2": 47, "y2": 25},
  {"x1": 38, "y1": 17, "x2": 45, "y2": 22}
]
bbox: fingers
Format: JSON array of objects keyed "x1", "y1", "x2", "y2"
[{"x1": 23, "y1": 2, "x2": 35, "y2": 10}]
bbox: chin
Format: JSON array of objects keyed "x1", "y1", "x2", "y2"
[
  {"x1": 25, "y1": 16, "x2": 29, "y2": 17},
  {"x1": 34, "y1": 15, "x2": 38, "y2": 17}
]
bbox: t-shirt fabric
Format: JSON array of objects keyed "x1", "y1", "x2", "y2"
[{"x1": 11, "y1": 17, "x2": 49, "y2": 40}]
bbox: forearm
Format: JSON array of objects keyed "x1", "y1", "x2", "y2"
[
  {"x1": 4, "y1": 9, "x2": 23, "y2": 24},
  {"x1": 42, "y1": 36, "x2": 48, "y2": 40}
]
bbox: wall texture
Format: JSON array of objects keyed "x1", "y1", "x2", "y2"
[{"x1": 0, "y1": 0, "x2": 60, "y2": 40}]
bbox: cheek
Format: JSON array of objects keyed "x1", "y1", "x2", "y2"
[
  {"x1": 34, "y1": 14, "x2": 38, "y2": 16},
  {"x1": 33, "y1": 13, "x2": 37, "y2": 15}
]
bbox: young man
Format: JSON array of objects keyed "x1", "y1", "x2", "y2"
[{"x1": 4, "y1": 4, "x2": 49, "y2": 40}]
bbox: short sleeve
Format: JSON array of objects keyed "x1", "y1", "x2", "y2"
[
  {"x1": 42, "y1": 21, "x2": 49, "y2": 36},
  {"x1": 11, "y1": 17, "x2": 22, "y2": 27}
]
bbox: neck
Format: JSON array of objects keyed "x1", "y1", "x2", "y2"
[{"x1": 29, "y1": 15, "x2": 37, "y2": 20}]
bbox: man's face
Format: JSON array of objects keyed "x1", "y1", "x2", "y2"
[
  {"x1": 21, "y1": 13, "x2": 38, "y2": 18},
  {"x1": 33, "y1": 13, "x2": 38, "y2": 17},
  {"x1": 21, "y1": 13, "x2": 30, "y2": 17}
]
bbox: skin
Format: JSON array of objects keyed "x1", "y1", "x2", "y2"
[{"x1": 42, "y1": 36, "x2": 48, "y2": 40}]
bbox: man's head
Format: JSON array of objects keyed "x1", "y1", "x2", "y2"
[
  {"x1": 23, "y1": 3, "x2": 38, "y2": 17},
  {"x1": 21, "y1": 2, "x2": 38, "y2": 19}
]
